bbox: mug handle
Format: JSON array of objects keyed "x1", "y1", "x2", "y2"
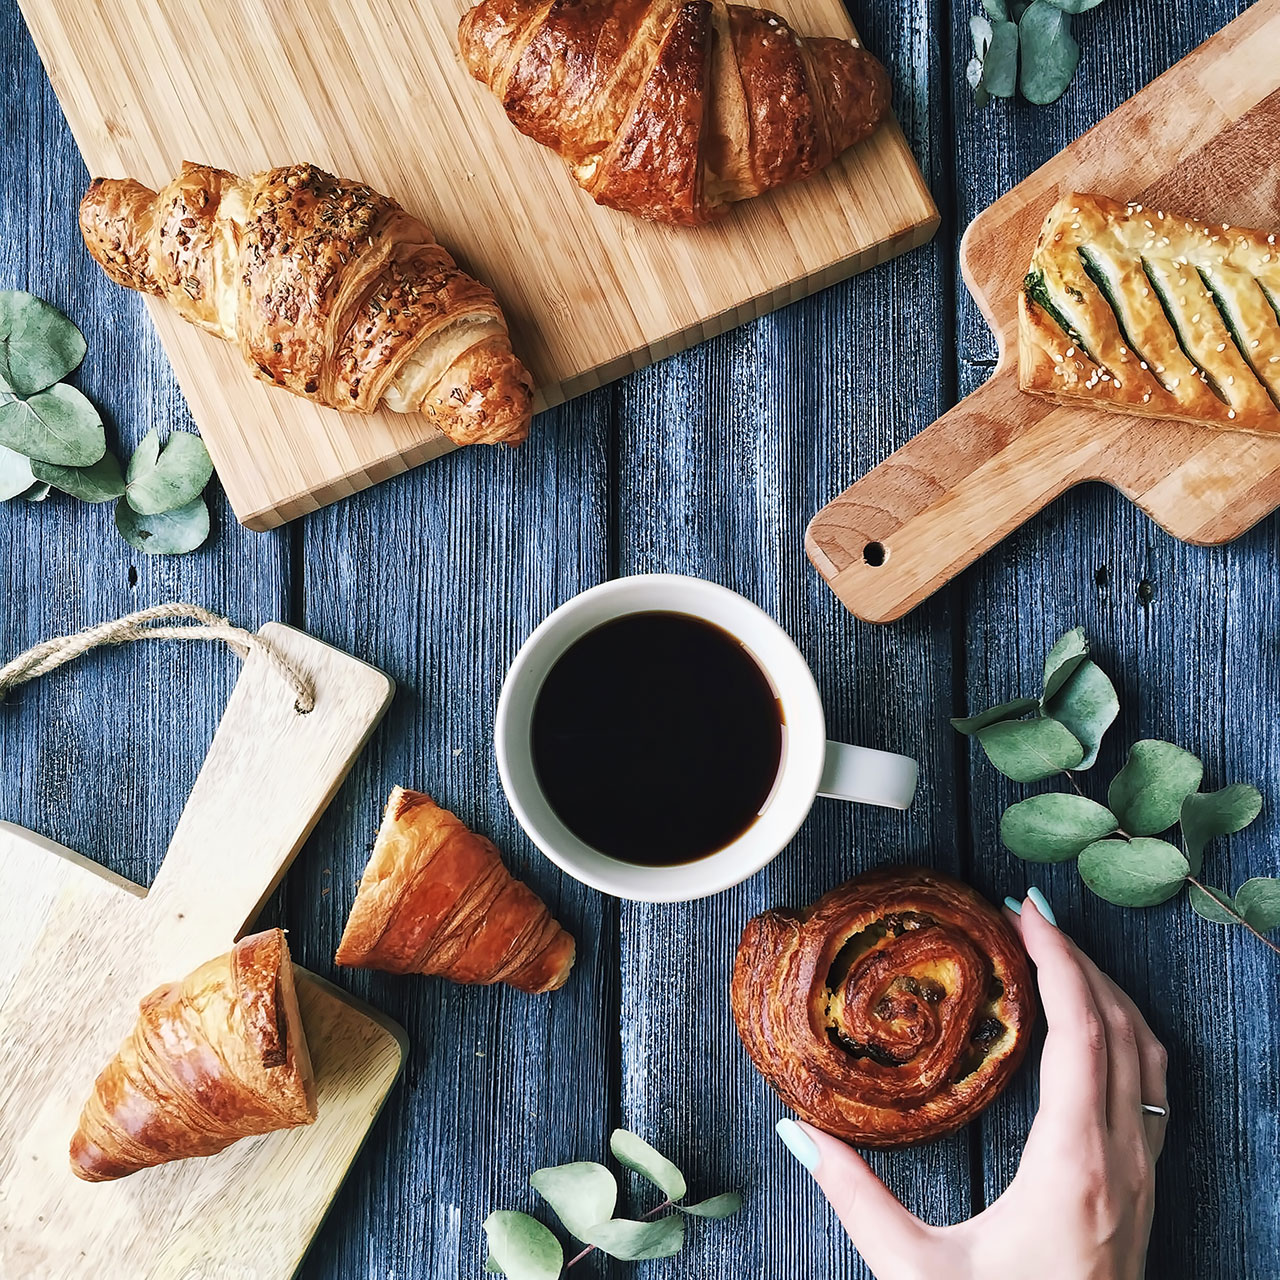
[{"x1": 818, "y1": 741, "x2": 919, "y2": 811}]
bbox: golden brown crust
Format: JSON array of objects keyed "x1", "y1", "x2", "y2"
[
  {"x1": 731, "y1": 865, "x2": 1035, "y2": 1147},
  {"x1": 458, "y1": 0, "x2": 890, "y2": 225},
  {"x1": 335, "y1": 787, "x2": 576, "y2": 993},
  {"x1": 69, "y1": 929, "x2": 316, "y2": 1182},
  {"x1": 79, "y1": 162, "x2": 532, "y2": 446}
]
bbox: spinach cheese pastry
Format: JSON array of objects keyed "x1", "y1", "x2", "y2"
[{"x1": 1019, "y1": 192, "x2": 1280, "y2": 433}]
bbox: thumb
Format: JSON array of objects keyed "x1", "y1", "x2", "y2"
[{"x1": 776, "y1": 1118, "x2": 935, "y2": 1279}]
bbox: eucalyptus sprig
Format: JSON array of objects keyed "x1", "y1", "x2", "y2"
[
  {"x1": 954, "y1": 628, "x2": 1280, "y2": 957},
  {"x1": 968, "y1": 0, "x2": 1106, "y2": 108},
  {"x1": 0, "y1": 290, "x2": 213, "y2": 554},
  {"x1": 482, "y1": 1129, "x2": 742, "y2": 1278}
]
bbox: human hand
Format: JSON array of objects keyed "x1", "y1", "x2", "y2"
[{"x1": 776, "y1": 888, "x2": 1169, "y2": 1280}]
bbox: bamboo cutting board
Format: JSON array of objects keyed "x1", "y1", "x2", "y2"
[
  {"x1": 18, "y1": 0, "x2": 937, "y2": 530},
  {"x1": 0, "y1": 625, "x2": 405, "y2": 1280},
  {"x1": 807, "y1": 0, "x2": 1280, "y2": 624}
]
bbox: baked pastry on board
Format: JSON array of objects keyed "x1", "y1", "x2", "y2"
[
  {"x1": 458, "y1": 0, "x2": 890, "y2": 225},
  {"x1": 731, "y1": 865, "x2": 1034, "y2": 1146},
  {"x1": 70, "y1": 928, "x2": 317, "y2": 1181},
  {"x1": 1020, "y1": 192, "x2": 1280, "y2": 433},
  {"x1": 336, "y1": 787, "x2": 576, "y2": 993},
  {"x1": 80, "y1": 162, "x2": 533, "y2": 446}
]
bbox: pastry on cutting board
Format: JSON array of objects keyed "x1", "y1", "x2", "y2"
[
  {"x1": 80, "y1": 162, "x2": 533, "y2": 446},
  {"x1": 336, "y1": 787, "x2": 576, "y2": 993},
  {"x1": 70, "y1": 928, "x2": 317, "y2": 1181},
  {"x1": 731, "y1": 865, "x2": 1034, "y2": 1147},
  {"x1": 458, "y1": 0, "x2": 890, "y2": 225},
  {"x1": 1020, "y1": 191, "x2": 1280, "y2": 433}
]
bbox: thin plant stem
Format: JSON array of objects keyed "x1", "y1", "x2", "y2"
[
  {"x1": 1186, "y1": 875, "x2": 1280, "y2": 958},
  {"x1": 564, "y1": 1199, "x2": 674, "y2": 1270}
]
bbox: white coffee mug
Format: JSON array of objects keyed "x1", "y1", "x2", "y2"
[{"x1": 494, "y1": 575, "x2": 918, "y2": 902}]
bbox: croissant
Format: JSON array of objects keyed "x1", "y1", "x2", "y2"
[
  {"x1": 336, "y1": 787, "x2": 576, "y2": 993},
  {"x1": 731, "y1": 865, "x2": 1034, "y2": 1147},
  {"x1": 70, "y1": 928, "x2": 317, "y2": 1182},
  {"x1": 79, "y1": 161, "x2": 533, "y2": 445},
  {"x1": 458, "y1": 0, "x2": 891, "y2": 225}
]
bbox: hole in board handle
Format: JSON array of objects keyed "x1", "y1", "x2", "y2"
[{"x1": 863, "y1": 541, "x2": 887, "y2": 568}]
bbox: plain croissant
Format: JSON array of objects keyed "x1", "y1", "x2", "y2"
[
  {"x1": 79, "y1": 162, "x2": 533, "y2": 445},
  {"x1": 336, "y1": 787, "x2": 576, "y2": 993},
  {"x1": 458, "y1": 0, "x2": 891, "y2": 225},
  {"x1": 70, "y1": 928, "x2": 317, "y2": 1182}
]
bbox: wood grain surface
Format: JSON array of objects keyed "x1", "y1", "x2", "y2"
[
  {"x1": 16, "y1": 0, "x2": 936, "y2": 531},
  {"x1": 808, "y1": 0, "x2": 1280, "y2": 623},
  {"x1": 3, "y1": 1, "x2": 1277, "y2": 1278}
]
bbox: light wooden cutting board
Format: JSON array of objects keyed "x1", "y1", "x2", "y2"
[
  {"x1": 0, "y1": 624, "x2": 405, "y2": 1280},
  {"x1": 17, "y1": 0, "x2": 937, "y2": 530},
  {"x1": 806, "y1": 0, "x2": 1280, "y2": 624}
]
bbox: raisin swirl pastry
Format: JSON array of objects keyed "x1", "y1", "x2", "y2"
[{"x1": 732, "y1": 865, "x2": 1034, "y2": 1146}]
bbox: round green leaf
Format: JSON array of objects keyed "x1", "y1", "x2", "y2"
[
  {"x1": 1078, "y1": 838, "x2": 1189, "y2": 907},
  {"x1": 1019, "y1": 0, "x2": 1081, "y2": 105},
  {"x1": 951, "y1": 697, "x2": 1039, "y2": 736},
  {"x1": 0, "y1": 383, "x2": 105, "y2": 466},
  {"x1": 1042, "y1": 0, "x2": 1103, "y2": 11},
  {"x1": 982, "y1": 20, "x2": 1020, "y2": 98},
  {"x1": 678, "y1": 1192, "x2": 743, "y2": 1220},
  {"x1": 125, "y1": 428, "x2": 213, "y2": 514},
  {"x1": 970, "y1": 14, "x2": 994, "y2": 55},
  {"x1": 1043, "y1": 659, "x2": 1118, "y2": 770},
  {"x1": 1108, "y1": 741, "x2": 1204, "y2": 836},
  {"x1": 115, "y1": 495, "x2": 210, "y2": 555},
  {"x1": 0, "y1": 291, "x2": 86, "y2": 396},
  {"x1": 0, "y1": 443, "x2": 36, "y2": 500},
  {"x1": 1188, "y1": 883, "x2": 1240, "y2": 926},
  {"x1": 1001, "y1": 793, "x2": 1118, "y2": 862},
  {"x1": 31, "y1": 451, "x2": 126, "y2": 503},
  {"x1": 975, "y1": 717, "x2": 1084, "y2": 783},
  {"x1": 1236, "y1": 878, "x2": 1280, "y2": 932},
  {"x1": 1042, "y1": 627, "x2": 1089, "y2": 702},
  {"x1": 1180, "y1": 785, "x2": 1264, "y2": 875},
  {"x1": 22, "y1": 482, "x2": 51, "y2": 502},
  {"x1": 529, "y1": 1161, "x2": 617, "y2": 1240},
  {"x1": 982, "y1": 0, "x2": 1009, "y2": 18},
  {"x1": 482, "y1": 1212, "x2": 562, "y2": 1280},
  {"x1": 966, "y1": 55, "x2": 985, "y2": 91},
  {"x1": 610, "y1": 1129, "x2": 686, "y2": 1201},
  {"x1": 580, "y1": 1215, "x2": 685, "y2": 1262}
]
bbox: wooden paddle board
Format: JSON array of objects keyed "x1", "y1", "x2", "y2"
[
  {"x1": 806, "y1": 0, "x2": 1280, "y2": 624},
  {"x1": 0, "y1": 624, "x2": 405, "y2": 1280},
  {"x1": 17, "y1": 0, "x2": 937, "y2": 530}
]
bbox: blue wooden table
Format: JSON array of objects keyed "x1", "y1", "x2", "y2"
[{"x1": 3, "y1": 2, "x2": 1276, "y2": 1276}]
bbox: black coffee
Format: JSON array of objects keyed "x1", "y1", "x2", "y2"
[{"x1": 530, "y1": 611, "x2": 784, "y2": 866}]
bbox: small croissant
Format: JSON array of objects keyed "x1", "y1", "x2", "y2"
[
  {"x1": 336, "y1": 787, "x2": 576, "y2": 993},
  {"x1": 70, "y1": 929, "x2": 317, "y2": 1182},
  {"x1": 80, "y1": 161, "x2": 532, "y2": 445}
]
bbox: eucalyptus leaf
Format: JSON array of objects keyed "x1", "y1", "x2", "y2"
[
  {"x1": 22, "y1": 482, "x2": 51, "y2": 502},
  {"x1": 1042, "y1": 626, "x2": 1089, "y2": 702},
  {"x1": 31, "y1": 451, "x2": 126, "y2": 503},
  {"x1": 0, "y1": 291, "x2": 86, "y2": 396},
  {"x1": 1001, "y1": 793, "x2": 1118, "y2": 862},
  {"x1": 609, "y1": 1130, "x2": 687, "y2": 1201},
  {"x1": 1078, "y1": 838, "x2": 1189, "y2": 907},
  {"x1": 529, "y1": 1161, "x2": 617, "y2": 1240},
  {"x1": 1043, "y1": 658, "x2": 1119, "y2": 770},
  {"x1": 951, "y1": 697, "x2": 1039, "y2": 736},
  {"x1": 124, "y1": 428, "x2": 213, "y2": 514},
  {"x1": 982, "y1": 20, "x2": 1020, "y2": 98},
  {"x1": 482, "y1": 1212, "x2": 562, "y2": 1280},
  {"x1": 1188, "y1": 883, "x2": 1240, "y2": 926},
  {"x1": 1019, "y1": 0, "x2": 1081, "y2": 105},
  {"x1": 0, "y1": 443, "x2": 35, "y2": 500},
  {"x1": 975, "y1": 717, "x2": 1084, "y2": 783},
  {"x1": 966, "y1": 56, "x2": 985, "y2": 91},
  {"x1": 1236, "y1": 878, "x2": 1280, "y2": 932},
  {"x1": 982, "y1": 0, "x2": 1007, "y2": 18},
  {"x1": 1180, "y1": 785, "x2": 1264, "y2": 875},
  {"x1": 484, "y1": 1256, "x2": 503, "y2": 1274},
  {"x1": 1108, "y1": 741, "x2": 1204, "y2": 836},
  {"x1": 0, "y1": 383, "x2": 105, "y2": 466},
  {"x1": 580, "y1": 1215, "x2": 685, "y2": 1262},
  {"x1": 1041, "y1": 0, "x2": 1104, "y2": 11},
  {"x1": 970, "y1": 13, "x2": 994, "y2": 54},
  {"x1": 678, "y1": 1192, "x2": 743, "y2": 1219},
  {"x1": 115, "y1": 495, "x2": 210, "y2": 555}
]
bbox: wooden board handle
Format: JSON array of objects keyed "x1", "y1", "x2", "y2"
[{"x1": 806, "y1": 372, "x2": 1111, "y2": 623}]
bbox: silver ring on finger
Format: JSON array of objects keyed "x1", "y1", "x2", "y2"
[{"x1": 1141, "y1": 1102, "x2": 1169, "y2": 1117}]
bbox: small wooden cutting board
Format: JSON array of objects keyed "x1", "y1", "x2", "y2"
[
  {"x1": 0, "y1": 624, "x2": 404, "y2": 1280},
  {"x1": 806, "y1": 0, "x2": 1280, "y2": 624},
  {"x1": 17, "y1": 0, "x2": 937, "y2": 530}
]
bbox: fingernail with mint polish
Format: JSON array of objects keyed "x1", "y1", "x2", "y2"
[
  {"x1": 1027, "y1": 886, "x2": 1057, "y2": 926},
  {"x1": 776, "y1": 1118, "x2": 820, "y2": 1173},
  {"x1": 1003, "y1": 895, "x2": 1023, "y2": 915}
]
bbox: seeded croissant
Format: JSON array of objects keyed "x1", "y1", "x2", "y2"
[
  {"x1": 459, "y1": 0, "x2": 891, "y2": 225},
  {"x1": 80, "y1": 162, "x2": 533, "y2": 445}
]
